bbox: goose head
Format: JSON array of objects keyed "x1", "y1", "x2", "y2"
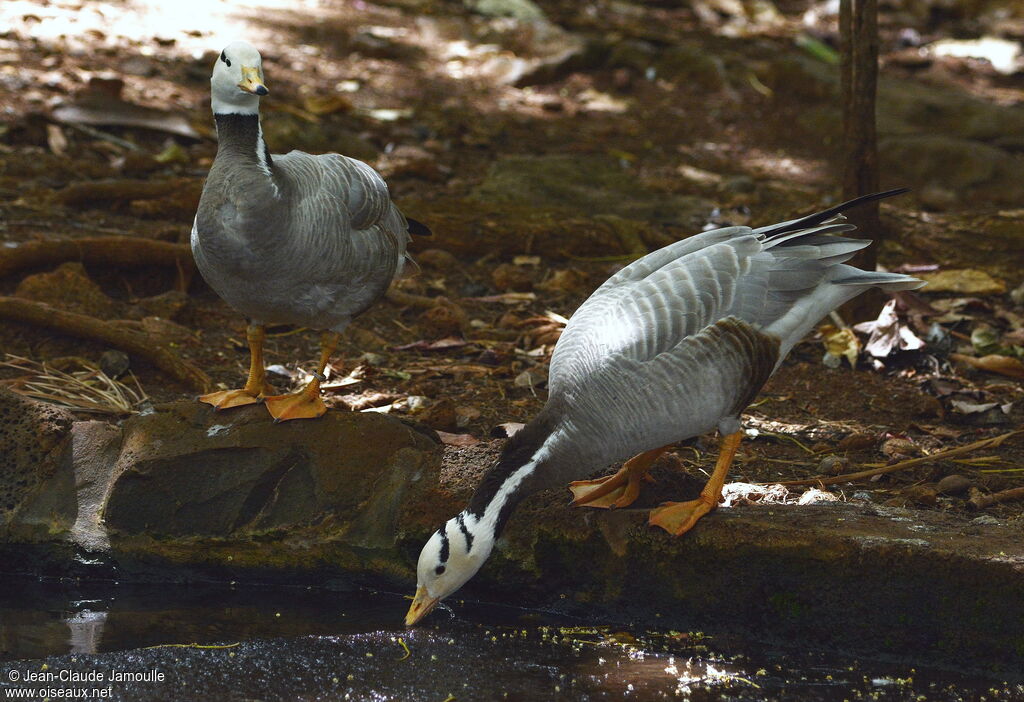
[
  {"x1": 406, "y1": 511, "x2": 495, "y2": 626},
  {"x1": 211, "y1": 40, "x2": 268, "y2": 114}
]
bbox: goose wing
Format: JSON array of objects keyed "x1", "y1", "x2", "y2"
[
  {"x1": 549, "y1": 205, "x2": 921, "y2": 410},
  {"x1": 275, "y1": 151, "x2": 410, "y2": 293}
]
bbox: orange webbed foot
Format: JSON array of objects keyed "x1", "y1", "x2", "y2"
[
  {"x1": 647, "y1": 497, "x2": 717, "y2": 536},
  {"x1": 199, "y1": 388, "x2": 265, "y2": 410},
  {"x1": 263, "y1": 390, "x2": 328, "y2": 422}
]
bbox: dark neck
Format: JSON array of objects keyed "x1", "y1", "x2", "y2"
[
  {"x1": 467, "y1": 406, "x2": 561, "y2": 538},
  {"x1": 213, "y1": 113, "x2": 273, "y2": 171}
]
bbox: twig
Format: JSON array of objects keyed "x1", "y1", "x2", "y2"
[
  {"x1": 968, "y1": 487, "x2": 1024, "y2": 510},
  {"x1": 0, "y1": 236, "x2": 195, "y2": 281},
  {"x1": 386, "y1": 287, "x2": 441, "y2": 309},
  {"x1": 776, "y1": 430, "x2": 1022, "y2": 487},
  {"x1": 0, "y1": 296, "x2": 210, "y2": 392}
]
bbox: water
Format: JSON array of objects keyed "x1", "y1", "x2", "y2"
[{"x1": 0, "y1": 576, "x2": 1020, "y2": 701}]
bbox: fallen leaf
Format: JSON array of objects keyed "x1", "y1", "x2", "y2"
[
  {"x1": 491, "y1": 422, "x2": 525, "y2": 438},
  {"x1": 819, "y1": 324, "x2": 859, "y2": 368},
  {"x1": 917, "y1": 269, "x2": 1006, "y2": 295},
  {"x1": 852, "y1": 300, "x2": 925, "y2": 358},
  {"x1": 435, "y1": 430, "x2": 480, "y2": 447},
  {"x1": 950, "y1": 353, "x2": 1024, "y2": 380},
  {"x1": 52, "y1": 94, "x2": 201, "y2": 139}
]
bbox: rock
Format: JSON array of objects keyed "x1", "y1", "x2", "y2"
[
  {"x1": 99, "y1": 350, "x2": 131, "y2": 379},
  {"x1": 937, "y1": 474, "x2": 973, "y2": 496},
  {"x1": 818, "y1": 455, "x2": 849, "y2": 475},
  {"x1": 917, "y1": 269, "x2": 1007, "y2": 295},
  {"x1": 1, "y1": 400, "x2": 1024, "y2": 672},
  {"x1": 0, "y1": 389, "x2": 75, "y2": 527},
  {"x1": 102, "y1": 402, "x2": 439, "y2": 542},
  {"x1": 14, "y1": 262, "x2": 121, "y2": 318}
]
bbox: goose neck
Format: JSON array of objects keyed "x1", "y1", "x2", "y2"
[
  {"x1": 213, "y1": 113, "x2": 274, "y2": 178},
  {"x1": 467, "y1": 410, "x2": 565, "y2": 539}
]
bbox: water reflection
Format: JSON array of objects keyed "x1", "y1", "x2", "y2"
[
  {"x1": 0, "y1": 576, "x2": 1019, "y2": 701},
  {"x1": 65, "y1": 607, "x2": 107, "y2": 655}
]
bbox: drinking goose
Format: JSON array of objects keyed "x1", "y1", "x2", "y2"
[
  {"x1": 406, "y1": 190, "x2": 923, "y2": 625},
  {"x1": 192, "y1": 41, "x2": 423, "y2": 421}
]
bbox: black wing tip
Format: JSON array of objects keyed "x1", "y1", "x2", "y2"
[
  {"x1": 762, "y1": 187, "x2": 911, "y2": 238},
  {"x1": 407, "y1": 217, "x2": 433, "y2": 238}
]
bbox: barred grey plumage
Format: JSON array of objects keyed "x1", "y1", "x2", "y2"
[
  {"x1": 191, "y1": 41, "x2": 415, "y2": 420},
  {"x1": 407, "y1": 189, "x2": 923, "y2": 625}
]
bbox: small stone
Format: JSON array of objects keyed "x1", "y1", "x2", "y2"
[
  {"x1": 936, "y1": 474, "x2": 972, "y2": 496},
  {"x1": 99, "y1": 350, "x2": 131, "y2": 379},
  {"x1": 970, "y1": 515, "x2": 1002, "y2": 526},
  {"x1": 818, "y1": 455, "x2": 849, "y2": 475}
]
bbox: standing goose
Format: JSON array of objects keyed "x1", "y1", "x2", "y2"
[
  {"x1": 406, "y1": 190, "x2": 923, "y2": 625},
  {"x1": 192, "y1": 41, "x2": 421, "y2": 421}
]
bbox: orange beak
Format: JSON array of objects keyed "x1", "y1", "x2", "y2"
[{"x1": 405, "y1": 586, "x2": 440, "y2": 626}]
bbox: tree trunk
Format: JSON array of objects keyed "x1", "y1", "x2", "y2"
[{"x1": 839, "y1": 0, "x2": 885, "y2": 322}]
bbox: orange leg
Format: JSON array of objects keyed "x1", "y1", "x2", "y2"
[
  {"x1": 263, "y1": 331, "x2": 340, "y2": 422},
  {"x1": 199, "y1": 324, "x2": 274, "y2": 409},
  {"x1": 569, "y1": 445, "x2": 669, "y2": 510},
  {"x1": 648, "y1": 430, "x2": 742, "y2": 536}
]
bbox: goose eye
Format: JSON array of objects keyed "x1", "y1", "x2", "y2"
[
  {"x1": 220, "y1": 51, "x2": 231, "y2": 67},
  {"x1": 435, "y1": 565, "x2": 446, "y2": 575}
]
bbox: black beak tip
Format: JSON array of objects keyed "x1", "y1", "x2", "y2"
[{"x1": 255, "y1": 86, "x2": 269, "y2": 96}]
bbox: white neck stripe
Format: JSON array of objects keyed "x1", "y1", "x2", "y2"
[{"x1": 479, "y1": 428, "x2": 562, "y2": 535}]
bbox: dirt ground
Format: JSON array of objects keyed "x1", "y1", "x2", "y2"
[{"x1": 0, "y1": 0, "x2": 1022, "y2": 522}]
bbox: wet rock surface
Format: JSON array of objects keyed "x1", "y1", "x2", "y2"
[{"x1": 1, "y1": 396, "x2": 1022, "y2": 674}]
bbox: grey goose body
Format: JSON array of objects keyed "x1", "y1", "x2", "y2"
[
  {"x1": 192, "y1": 41, "x2": 417, "y2": 421},
  {"x1": 193, "y1": 115, "x2": 409, "y2": 331},
  {"x1": 406, "y1": 190, "x2": 923, "y2": 625}
]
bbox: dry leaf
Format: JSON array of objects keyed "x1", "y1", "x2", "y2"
[
  {"x1": 435, "y1": 430, "x2": 480, "y2": 447},
  {"x1": 852, "y1": 300, "x2": 925, "y2": 358},
  {"x1": 950, "y1": 353, "x2": 1024, "y2": 380},
  {"x1": 819, "y1": 324, "x2": 860, "y2": 368},
  {"x1": 917, "y1": 269, "x2": 1006, "y2": 295},
  {"x1": 52, "y1": 95, "x2": 200, "y2": 139}
]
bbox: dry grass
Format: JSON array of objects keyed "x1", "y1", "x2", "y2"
[{"x1": 0, "y1": 354, "x2": 147, "y2": 415}]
